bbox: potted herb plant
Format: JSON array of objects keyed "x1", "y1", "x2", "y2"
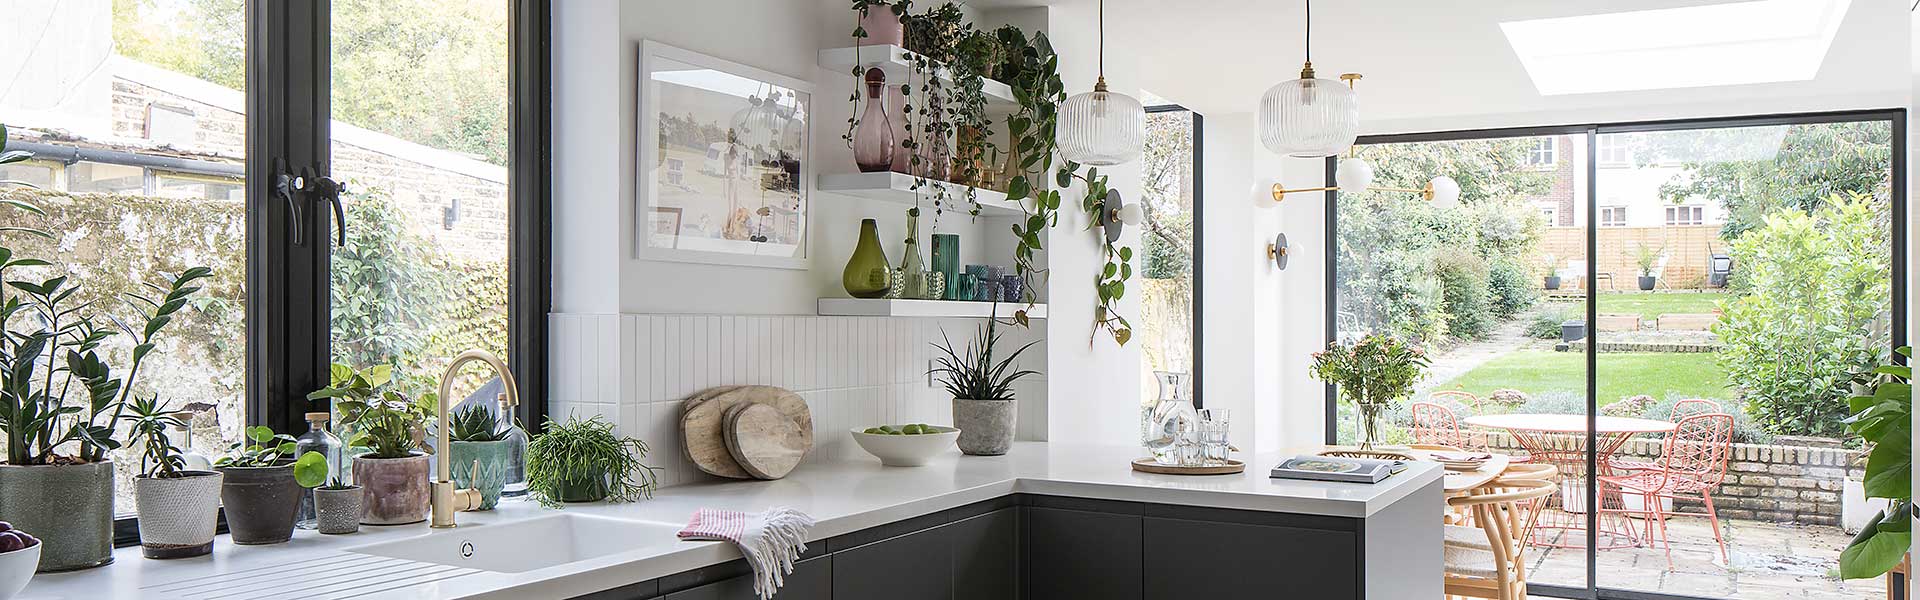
[
  {"x1": 0, "y1": 139, "x2": 211, "y2": 570},
  {"x1": 931, "y1": 311, "x2": 1040, "y2": 456},
  {"x1": 311, "y1": 475, "x2": 362, "y2": 535},
  {"x1": 525, "y1": 415, "x2": 659, "y2": 509},
  {"x1": 123, "y1": 397, "x2": 223, "y2": 559},
  {"x1": 313, "y1": 364, "x2": 437, "y2": 525},
  {"x1": 213, "y1": 426, "x2": 327, "y2": 545},
  {"x1": 1634, "y1": 244, "x2": 1661, "y2": 290},
  {"x1": 447, "y1": 405, "x2": 512, "y2": 510},
  {"x1": 1309, "y1": 334, "x2": 1429, "y2": 450},
  {"x1": 1542, "y1": 253, "x2": 1561, "y2": 290}
]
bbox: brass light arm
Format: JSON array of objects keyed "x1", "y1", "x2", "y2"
[{"x1": 1267, "y1": 181, "x2": 1440, "y2": 203}]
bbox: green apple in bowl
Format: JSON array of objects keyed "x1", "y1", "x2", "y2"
[{"x1": 850, "y1": 425, "x2": 961, "y2": 466}]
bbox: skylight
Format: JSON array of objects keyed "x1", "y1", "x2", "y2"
[{"x1": 1500, "y1": 0, "x2": 1850, "y2": 96}]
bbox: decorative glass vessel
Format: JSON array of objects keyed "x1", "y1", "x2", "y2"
[
  {"x1": 293, "y1": 412, "x2": 345, "y2": 530},
  {"x1": 1057, "y1": 78, "x2": 1144, "y2": 166},
  {"x1": 852, "y1": 68, "x2": 896, "y2": 173},
  {"x1": 1355, "y1": 401, "x2": 1387, "y2": 451},
  {"x1": 497, "y1": 394, "x2": 530, "y2": 496},
  {"x1": 930, "y1": 233, "x2": 960, "y2": 299},
  {"x1": 842, "y1": 219, "x2": 892, "y2": 298},
  {"x1": 1144, "y1": 371, "x2": 1196, "y2": 465},
  {"x1": 1258, "y1": 68, "x2": 1359, "y2": 158},
  {"x1": 897, "y1": 208, "x2": 926, "y2": 298},
  {"x1": 920, "y1": 271, "x2": 945, "y2": 300}
]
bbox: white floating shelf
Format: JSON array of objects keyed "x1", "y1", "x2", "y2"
[
  {"x1": 819, "y1": 298, "x2": 1047, "y2": 319},
  {"x1": 817, "y1": 172, "x2": 1024, "y2": 216},
  {"x1": 818, "y1": 44, "x2": 1016, "y2": 106}
]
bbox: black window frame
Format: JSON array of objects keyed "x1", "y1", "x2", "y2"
[
  {"x1": 114, "y1": 0, "x2": 551, "y2": 547},
  {"x1": 1322, "y1": 108, "x2": 1908, "y2": 600},
  {"x1": 1142, "y1": 104, "x2": 1204, "y2": 407}
]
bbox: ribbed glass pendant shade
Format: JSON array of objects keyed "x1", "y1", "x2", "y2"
[
  {"x1": 1057, "y1": 86, "x2": 1144, "y2": 166},
  {"x1": 1258, "y1": 75, "x2": 1359, "y2": 158}
]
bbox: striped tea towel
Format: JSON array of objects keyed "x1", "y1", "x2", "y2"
[{"x1": 677, "y1": 507, "x2": 816, "y2": 599}]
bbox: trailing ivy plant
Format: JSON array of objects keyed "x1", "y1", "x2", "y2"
[
  {"x1": 1838, "y1": 345, "x2": 1913, "y2": 580},
  {"x1": 842, "y1": 0, "x2": 914, "y2": 149},
  {"x1": 1002, "y1": 31, "x2": 1064, "y2": 327},
  {"x1": 1061, "y1": 167, "x2": 1133, "y2": 345}
]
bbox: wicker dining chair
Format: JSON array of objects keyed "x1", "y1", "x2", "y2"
[
  {"x1": 1597, "y1": 412, "x2": 1736, "y2": 567},
  {"x1": 1443, "y1": 478, "x2": 1558, "y2": 600}
]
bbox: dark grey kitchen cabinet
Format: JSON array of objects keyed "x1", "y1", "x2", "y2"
[
  {"x1": 1022, "y1": 504, "x2": 1143, "y2": 600},
  {"x1": 830, "y1": 522, "x2": 953, "y2": 600},
  {"x1": 659, "y1": 556, "x2": 831, "y2": 600},
  {"x1": 1141, "y1": 514, "x2": 1357, "y2": 599},
  {"x1": 948, "y1": 508, "x2": 1018, "y2": 600}
]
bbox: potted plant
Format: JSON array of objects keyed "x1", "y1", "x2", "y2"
[
  {"x1": 124, "y1": 397, "x2": 223, "y2": 558},
  {"x1": 313, "y1": 364, "x2": 437, "y2": 525},
  {"x1": 1634, "y1": 244, "x2": 1661, "y2": 290},
  {"x1": 930, "y1": 311, "x2": 1040, "y2": 456},
  {"x1": 1838, "y1": 346, "x2": 1912, "y2": 580},
  {"x1": 447, "y1": 405, "x2": 512, "y2": 510},
  {"x1": 851, "y1": 0, "x2": 911, "y2": 46},
  {"x1": 1541, "y1": 253, "x2": 1561, "y2": 290},
  {"x1": 1309, "y1": 334, "x2": 1429, "y2": 450},
  {"x1": 0, "y1": 144, "x2": 211, "y2": 570},
  {"x1": 525, "y1": 415, "x2": 659, "y2": 509},
  {"x1": 212, "y1": 426, "x2": 326, "y2": 544},
  {"x1": 311, "y1": 475, "x2": 362, "y2": 535}
]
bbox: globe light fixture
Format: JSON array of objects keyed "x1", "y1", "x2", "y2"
[
  {"x1": 1258, "y1": 1, "x2": 1359, "y2": 158},
  {"x1": 1057, "y1": 0, "x2": 1144, "y2": 166}
]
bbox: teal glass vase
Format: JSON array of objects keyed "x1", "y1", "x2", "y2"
[{"x1": 930, "y1": 233, "x2": 961, "y2": 300}]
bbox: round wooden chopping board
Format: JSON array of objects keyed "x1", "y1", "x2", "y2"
[
  {"x1": 724, "y1": 402, "x2": 807, "y2": 479},
  {"x1": 682, "y1": 385, "x2": 742, "y2": 415},
  {"x1": 680, "y1": 385, "x2": 811, "y2": 479}
]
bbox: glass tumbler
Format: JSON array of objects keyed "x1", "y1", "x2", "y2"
[{"x1": 1197, "y1": 408, "x2": 1232, "y2": 465}]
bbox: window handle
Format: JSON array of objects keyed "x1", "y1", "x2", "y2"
[
  {"x1": 297, "y1": 166, "x2": 347, "y2": 247},
  {"x1": 271, "y1": 157, "x2": 306, "y2": 246}
]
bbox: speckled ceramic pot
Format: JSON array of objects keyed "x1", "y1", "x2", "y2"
[
  {"x1": 133, "y1": 471, "x2": 222, "y2": 559},
  {"x1": 354, "y1": 453, "x2": 430, "y2": 525},
  {"x1": 0, "y1": 462, "x2": 115, "y2": 572},
  {"x1": 952, "y1": 398, "x2": 1015, "y2": 456},
  {"x1": 312, "y1": 486, "x2": 363, "y2": 534}
]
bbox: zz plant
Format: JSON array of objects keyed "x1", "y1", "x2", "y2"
[
  {"x1": 1838, "y1": 345, "x2": 1913, "y2": 579},
  {"x1": 525, "y1": 415, "x2": 659, "y2": 509}
]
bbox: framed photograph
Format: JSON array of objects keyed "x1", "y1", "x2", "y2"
[{"x1": 638, "y1": 40, "x2": 811, "y2": 269}]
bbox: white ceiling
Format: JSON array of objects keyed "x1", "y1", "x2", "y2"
[{"x1": 974, "y1": 0, "x2": 1910, "y2": 129}]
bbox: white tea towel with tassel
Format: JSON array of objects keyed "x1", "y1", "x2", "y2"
[{"x1": 677, "y1": 507, "x2": 816, "y2": 599}]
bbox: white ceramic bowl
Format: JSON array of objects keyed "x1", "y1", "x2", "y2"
[
  {"x1": 850, "y1": 426, "x2": 961, "y2": 467},
  {"x1": 0, "y1": 542, "x2": 40, "y2": 600}
]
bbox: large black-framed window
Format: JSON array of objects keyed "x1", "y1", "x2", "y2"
[
  {"x1": 1140, "y1": 104, "x2": 1204, "y2": 407},
  {"x1": 1322, "y1": 109, "x2": 1907, "y2": 600}
]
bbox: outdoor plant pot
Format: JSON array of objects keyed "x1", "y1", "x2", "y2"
[
  {"x1": 952, "y1": 398, "x2": 1015, "y2": 456},
  {"x1": 1637, "y1": 275, "x2": 1656, "y2": 291},
  {"x1": 1561, "y1": 320, "x2": 1587, "y2": 343},
  {"x1": 133, "y1": 471, "x2": 223, "y2": 559},
  {"x1": 0, "y1": 462, "x2": 115, "y2": 572},
  {"x1": 1543, "y1": 275, "x2": 1561, "y2": 290},
  {"x1": 448, "y1": 440, "x2": 513, "y2": 510},
  {"x1": 1622, "y1": 492, "x2": 1674, "y2": 520},
  {"x1": 355, "y1": 453, "x2": 431, "y2": 525},
  {"x1": 555, "y1": 471, "x2": 611, "y2": 503},
  {"x1": 313, "y1": 486, "x2": 364, "y2": 535},
  {"x1": 217, "y1": 463, "x2": 304, "y2": 545}
]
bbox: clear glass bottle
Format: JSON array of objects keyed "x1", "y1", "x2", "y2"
[
  {"x1": 1145, "y1": 371, "x2": 1196, "y2": 465},
  {"x1": 852, "y1": 67, "x2": 896, "y2": 173},
  {"x1": 897, "y1": 207, "x2": 926, "y2": 298},
  {"x1": 497, "y1": 393, "x2": 530, "y2": 496},
  {"x1": 294, "y1": 412, "x2": 345, "y2": 530}
]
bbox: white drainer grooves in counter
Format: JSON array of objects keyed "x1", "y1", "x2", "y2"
[{"x1": 140, "y1": 552, "x2": 484, "y2": 600}]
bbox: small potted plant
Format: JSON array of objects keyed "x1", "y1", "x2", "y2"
[
  {"x1": 316, "y1": 364, "x2": 437, "y2": 525},
  {"x1": 447, "y1": 405, "x2": 513, "y2": 510},
  {"x1": 525, "y1": 415, "x2": 660, "y2": 509},
  {"x1": 124, "y1": 397, "x2": 223, "y2": 558},
  {"x1": 1541, "y1": 253, "x2": 1561, "y2": 290},
  {"x1": 1634, "y1": 244, "x2": 1661, "y2": 290},
  {"x1": 1309, "y1": 334, "x2": 1429, "y2": 450},
  {"x1": 311, "y1": 475, "x2": 362, "y2": 535},
  {"x1": 931, "y1": 311, "x2": 1040, "y2": 456},
  {"x1": 851, "y1": 0, "x2": 912, "y2": 46},
  {"x1": 214, "y1": 426, "x2": 327, "y2": 545}
]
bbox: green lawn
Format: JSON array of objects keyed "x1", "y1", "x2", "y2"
[
  {"x1": 1591, "y1": 292, "x2": 1726, "y2": 320},
  {"x1": 1435, "y1": 350, "x2": 1729, "y2": 406}
]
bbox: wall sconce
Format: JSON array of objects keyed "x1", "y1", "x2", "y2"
[
  {"x1": 1094, "y1": 189, "x2": 1143, "y2": 243},
  {"x1": 1266, "y1": 233, "x2": 1290, "y2": 270},
  {"x1": 442, "y1": 198, "x2": 462, "y2": 230}
]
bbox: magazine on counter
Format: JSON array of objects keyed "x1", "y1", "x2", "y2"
[{"x1": 1269, "y1": 455, "x2": 1407, "y2": 484}]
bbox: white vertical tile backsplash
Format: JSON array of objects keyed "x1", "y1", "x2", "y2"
[{"x1": 549, "y1": 313, "x2": 1048, "y2": 488}]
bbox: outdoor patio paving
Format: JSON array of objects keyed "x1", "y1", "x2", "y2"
[{"x1": 1524, "y1": 516, "x2": 1882, "y2": 599}]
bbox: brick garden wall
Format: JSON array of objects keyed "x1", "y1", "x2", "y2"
[{"x1": 1483, "y1": 432, "x2": 1860, "y2": 526}]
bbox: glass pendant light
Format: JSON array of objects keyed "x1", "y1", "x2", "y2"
[
  {"x1": 1057, "y1": 0, "x2": 1144, "y2": 166},
  {"x1": 1259, "y1": 0, "x2": 1359, "y2": 158}
]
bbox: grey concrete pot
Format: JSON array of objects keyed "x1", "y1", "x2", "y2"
[
  {"x1": 133, "y1": 471, "x2": 223, "y2": 559},
  {"x1": 217, "y1": 464, "x2": 303, "y2": 545},
  {"x1": 0, "y1": 462, "x2": 115, "y2": 572},
  {"x1": 952, "y1": 398, "x2": 1015, "y2": 456},
  {"x1": 313, "y1": 486, "x2": 363, "y2": 535}
]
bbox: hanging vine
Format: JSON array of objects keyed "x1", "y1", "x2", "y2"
[{"x1": 1064, "y1": 167, "x2": 1133, "y2": 345}]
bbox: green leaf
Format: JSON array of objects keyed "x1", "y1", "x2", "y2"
[
  {"x1": 1118, "y1": 247, "x2": 1133, "y2": 261},
  {"x1": 1840, "y1": 509, "x2": 1912, "y2": 579},
  {"x1": 293, "y1": 451, "x2": 329, "y2": 487},
  {"x1": 1055, "y1": 169, "x2": 1072, "y2": 188},
  {"x1": 246, "y1": 425, "x2": 274, "y2": 444},
  {"x1": 1862, "y1": 434, "x2": 1911, "y2": 499}
]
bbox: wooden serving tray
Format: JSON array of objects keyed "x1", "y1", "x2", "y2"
[{"x1": 1130, "y1": 457, "x2": 1245, "y2": 475}]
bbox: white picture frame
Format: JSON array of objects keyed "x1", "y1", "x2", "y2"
[{"x1": 636, "y1": 40, "x2": 812, "y2": 269}]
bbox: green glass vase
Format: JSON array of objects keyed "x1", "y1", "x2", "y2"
[
  {"x1": 843, "y1": 219, "x2": 892, "y2": 298},
  {"x1": 898, "y1": 208, "x2": 926, "y2": 298}
]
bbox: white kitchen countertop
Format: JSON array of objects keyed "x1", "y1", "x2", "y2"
[{"x1": 18, "y1": 442, "x2": 1442, "y2": 600}]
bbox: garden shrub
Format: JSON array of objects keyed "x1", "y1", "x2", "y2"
[
  {"x1": 1515, "y1": 391, "x2": 1584, "y2": 416},
  {"x1": 1526, "y1": 305, "x2": 1578, "y2": 339},
  {"x1": 1434, "y1": 250, "x2": 1493, "y2": 340},
  {"x1": 1484, "y1": 389, "x2": 1528, "y2": 410},
  {"x1": 1714, "y1": 194, "x2": 1889, "y2": 438},
  {"x1": 1637, "y1": 395, "x2": 1771, "y2": 444},
  {"x1": 1486, "y1": 259, "x2": 1536, "y2": 318}
]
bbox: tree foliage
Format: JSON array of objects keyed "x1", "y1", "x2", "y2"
[{"x1": 1651, "y1": 122, "x2": 1892, "y2": 239}]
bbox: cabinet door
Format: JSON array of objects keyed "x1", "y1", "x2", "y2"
[
  {"x1": 832, "y1": 524, "x2": 953, "y2": 600},
  {"x1": 1142, "y1": 516, "x2": 1358, "y2": 600},
  {"x1": 660, "y1": 556, "x2": 831, "y2": 600},
  {"x1": 1023, "y1": 507, "x2": 1143, "y2": 600},
  {"x1": 949, "y1": 508, "x2": 1018, "y2": 600}
]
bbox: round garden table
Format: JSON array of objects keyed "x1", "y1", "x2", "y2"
[{"x1": 1462, "y1": 414, "x2": 1677, "y2": 549}]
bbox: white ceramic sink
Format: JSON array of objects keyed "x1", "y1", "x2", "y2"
[{"x1": 347, "y1": 514, "x2": 685, "y2": 573}]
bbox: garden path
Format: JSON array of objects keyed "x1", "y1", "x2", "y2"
[{"x1": 1417, "y1": 317, "x2": 1537, "y2": 396}]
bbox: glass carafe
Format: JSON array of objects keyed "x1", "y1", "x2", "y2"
[
  {"x1": 294, "y1": 412, "x2": 346, "y2": 530},
  {"x1": 1145, "y1": 371, "x2": 1196, "y2": 465},
  {"x1": 497, "y1": 393, "x2": 530, "y2": 496},
  {"x1": 852, "y1": 67, "x2": 896, "y2": 173}
]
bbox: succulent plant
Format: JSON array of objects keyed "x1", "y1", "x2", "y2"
[{"x1": 450, "y1": 404, "x2": 505, "y2": 442}]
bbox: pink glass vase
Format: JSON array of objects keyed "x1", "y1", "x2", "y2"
[{"x1": 852, "y1": 68, "x2": 896, "y2": 173}]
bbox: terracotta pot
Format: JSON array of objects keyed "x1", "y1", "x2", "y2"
[
  {"x1": 217, "y1": 464, "x2": 305, "y2": 544},
  {"x1": 353, "y1": 453, "x2": 430, "y2": 525},
  {"x1": 313, "y1": 486, "x2": 363, "y2": 535},
  {"x1": 0, "y1": 462, "x2": 115, "y2": 572},
  {"x1": 133, "y1": 471, "x2": 223, "y2": 558}
]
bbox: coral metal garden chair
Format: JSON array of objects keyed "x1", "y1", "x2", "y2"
[
  {"x1": 1608, "y1": 398, "x2": 1723, "y2": 473},
  {"x1": 1411, "y1": 398, "x2": 1490, "y2": 453},
  {"x1": 1596, "y1": 412, "x2": 1736, "y2": 567}
]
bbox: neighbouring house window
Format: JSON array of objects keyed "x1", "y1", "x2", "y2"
[
  {"x1": 1528, "y1": 138, "x2": 1556, "y2": 167},
  {"x1": 1539, "y1": 206, "x2": 1558, "y2": 225},
  {"x1": 68, "y1": 161, "x2": 147, "y2": 195},
  {"x1": 1665, "y1": 205, "x2": 1705, "y2": 226},
  {"x1": 1597, "y1": 135, "x2": 1630, "y2": 165},
  {"x1": 1600, "y1": 206, "x2": 1628, "y2": 227}
]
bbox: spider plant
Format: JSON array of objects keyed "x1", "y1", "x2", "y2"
[
  {"x1": 930, "y1": 309, "x2": 1040, "y2": 401},
  {"x1": 525, "y1": 415, "x2": 659, "y2": 509}
]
